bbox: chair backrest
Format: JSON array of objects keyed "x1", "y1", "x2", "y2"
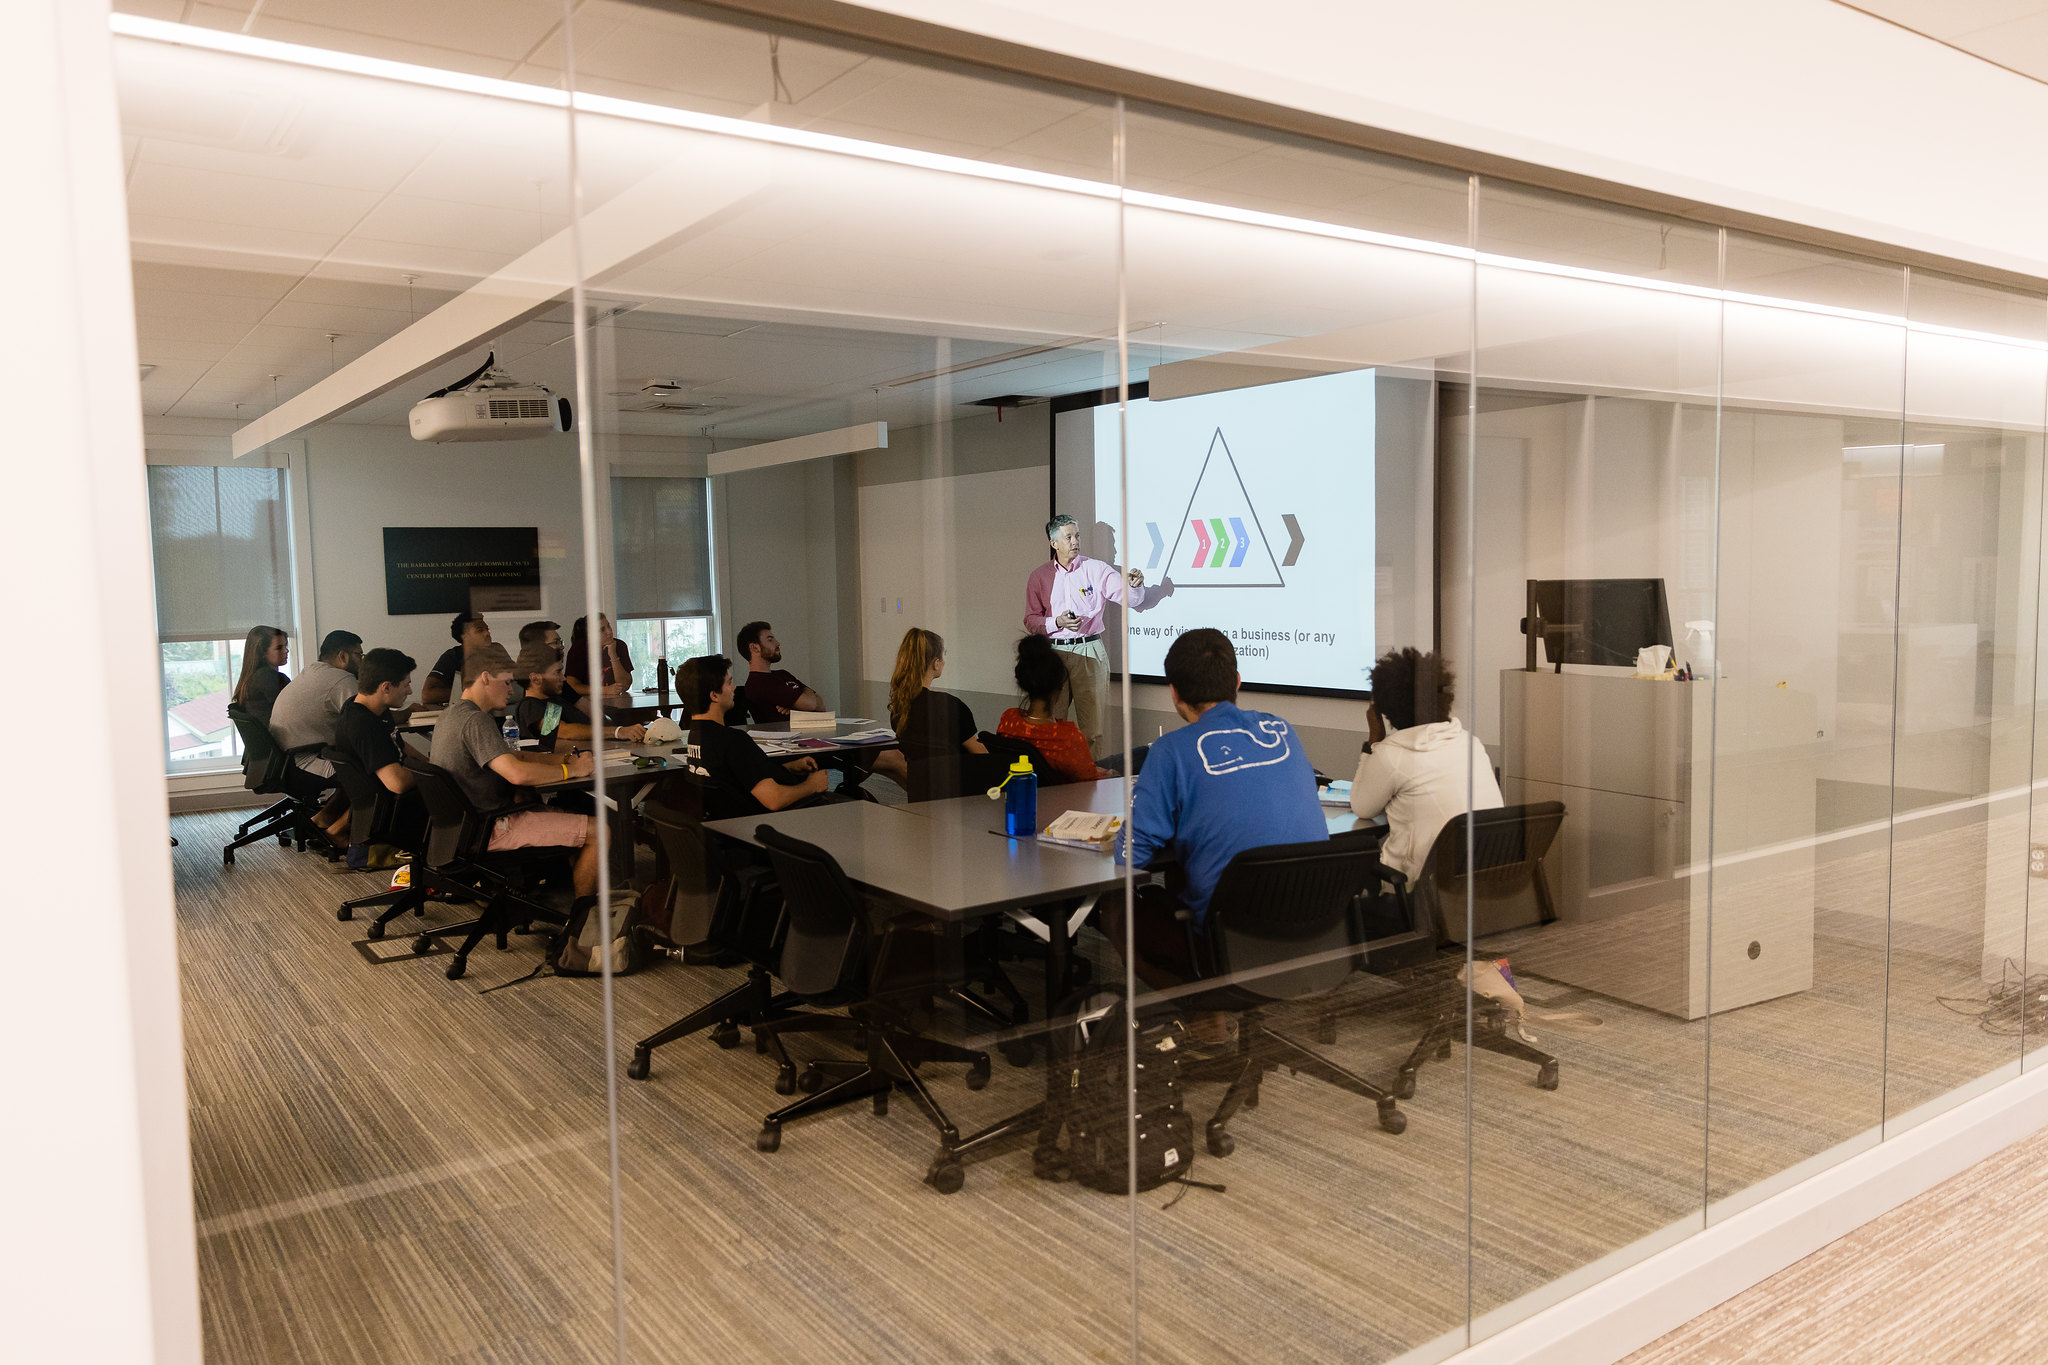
[
  {"x1": 642, "y1": 772, "x2": 731, "y2": 947},
  {"x1": 403, "y1": 758, "x2": 484, "y2": 871},
  {"x1": 1414, "y1": 802, "x2": 1566, "y2": 945},
  {"x1": 754, "y1": 825, "x2": 866, "y2": 997},
  {"x1": 1202, "y1": 839, "x2": 1382, "y2": 1000},
  {"x1": 323, "y1": 746, "x2": 392, "y2": 846},
  {"x1": 227, "y1": 703, "x2": 284, "y2": 791}
]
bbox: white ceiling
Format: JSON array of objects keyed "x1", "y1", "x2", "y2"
[
  {"x1": 112, "y1": 0, "x2": 2048, "y2": 447},
  {"x1": 1846, "y1": 2, "x2": 2048, "y2": 81}
]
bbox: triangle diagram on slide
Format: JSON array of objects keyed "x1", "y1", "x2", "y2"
[{"x1": 1161, "y1": 429, "x2": 1286, "y2": 588}]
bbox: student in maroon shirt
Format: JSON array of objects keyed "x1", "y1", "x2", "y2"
[{"x1": 740, "y1": 619, "x2": 909, "y2": 789}]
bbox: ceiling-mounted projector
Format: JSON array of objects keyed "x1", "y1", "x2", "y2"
[{"x1": 409, "y1": 352, "x2": 571, "y2": 443}]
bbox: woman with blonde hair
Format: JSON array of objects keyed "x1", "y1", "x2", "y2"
[
  {"x1": 888, "y1": 628, "x2": 992, "y2": 801},
  {"x1": 231, "y1": 625, "x2": 291, "y2": 719}
]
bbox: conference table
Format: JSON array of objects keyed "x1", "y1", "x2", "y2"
[{"x1": 706, "y1": 778, "x2": 1384, "y2": 1177}]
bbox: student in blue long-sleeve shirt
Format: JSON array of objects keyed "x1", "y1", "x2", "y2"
[{"x1": 1106, "y1": 628, "x2": 1328, "y2": 1046}]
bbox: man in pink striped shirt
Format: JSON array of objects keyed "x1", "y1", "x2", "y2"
[{"x1": 1022, "y1": 514, "x2": 1145, "y2": 752}]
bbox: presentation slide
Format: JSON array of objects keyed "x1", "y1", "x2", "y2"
[{"x1": 1089, "y1": 369, "x2": 1376, "y2": 692}]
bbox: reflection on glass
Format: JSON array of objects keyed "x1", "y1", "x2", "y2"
[
  {"x1": 565, "y1": 3, "x2": 1131, "y2": 1359},
  {"x1": 1461, "y1": 184, "x2": 1718, "y2": 1338},
  {"x1": 1707, "y1": 236, "x2": 1905, "y2": 1213},
  {"x1": 1883, "y1": 271, "x2": 2045, "y2": 1125},
  {"x1": 1119, "y1": 104, "x2": 1474, "y2": 1362}
]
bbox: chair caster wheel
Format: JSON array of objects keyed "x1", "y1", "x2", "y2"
[
  {"x1": 754, "y1": 1032, "x2": 769, "y2": 1054},
  {"x1": 412, "y1": 935, "x2": 433, "y2": 954},
  {"x1": 446, "y1": 956, "x2": 467, "y2": 981},
  {"x1": 926, "y1": 1159, "x2": 965, "y2": 1194},
  {"x1": 1396, "y1": 1070, "x2": 1417, "y2": 1100},
  {"x1": 774, "y1": 1066, "x2": 797, "y2": 1096},
  {"x1": 1205, "y1": 1122, "x2": 1235, "y2": 1159},
  {"x1": 755, "y1": 1125, "x2": 781, "y2": 1153},
  {"x1": 626, "y1": 1051, "x2": 650, "y2": 1081},
  {"x1": 1378, "y1": 1099, "x2": 1407, "y2": 1135},
  {"x1": 1436, "y1": 1041, "x2": 1453, "y2": 1060},
  {"x1": 710, "y1": 1024, "x2": 741, "y2": 1050},
  {"x1": 796, "y1": 1068, "x2": 824, "y2": 1095},
  {"x1": 414, "y1": 905, "x2": 426, "y2": 917},
  {"x1": 337, "y1": 907, "x2": 353, "y2": 922},
  {"x1": 1537, "y1": 1061, "x2": 1559, "y2": 1091},
  {"x1": 873, "y1": 1091, "x2": 889, "y2": 1116},
  {"x1": 367, "y1": 923, "x2": 385, "y2": 941},
  {"x1": 277, "y1": 834, "x2": 292, "y2": 848},
  {"x1": 1000, "y1": 1039, "x2": 1035, "y2": 1067},
  {"x1": 965, "y1": 1057, "x2": 991, "y2": 1091},
  {"x1": 222, "y1": 853, "x2": 235, "y2": 868}
]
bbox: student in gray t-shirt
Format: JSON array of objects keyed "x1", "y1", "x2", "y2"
[
  {"x1": 266, "y1": 630, "x2": 363, "y2": 841},
  {"x1": 428, "y1": 645, "x2": 604, "y2": 909}
]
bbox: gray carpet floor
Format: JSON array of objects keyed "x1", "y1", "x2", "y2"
[{"x1": 171, "y1": 802, "x2": 2034, "y2": 1364}]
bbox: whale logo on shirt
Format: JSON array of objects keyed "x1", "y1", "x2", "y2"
[{"x1": 1197, "y1": 719, "x2": 1293, "y2": 775}]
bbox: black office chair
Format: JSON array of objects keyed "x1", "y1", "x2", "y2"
[
  {"x1": 1385, "y1": 802, "x2": 1567, "y2": 1098},
  {"x1": 222, "y1": 704, "x2": 330, "y2": 866},
  {"x1": 749, "y1": 824, "x2": 992, "y2": 1194},
  {"x1": 1174, "y1": 840, "x2": 1408, "y2": 1154},
  {"x1": 321, "y1": 746, "x2": 442, "y2": 934},
  {"x1": 625, "y1": 772, "x2": 800, "y2": 1081},
  {"x1": 403, "y1": 759, "x2": 578, "y2": 981}
]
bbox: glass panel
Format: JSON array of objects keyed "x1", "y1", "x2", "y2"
[
  {"x1": 1120, "y1": 103, "x2": 1474, "y2": 1362},
  {"x1": 1708, "y1": 233, "x2": 1906, "y2": 1215},
  {"x1": 563, "y1": 5, "x2": 1132, "y2": 1360},
  {"x1": 1462, "y1": 182, "x2": 1718, "y2": 1339},
  {"x1": 120, "y1": 3, "x2": 624, "y2": 1361},
  {"x1": 1884, "y1": 270, "x2": 2046, "y2": 1127}
]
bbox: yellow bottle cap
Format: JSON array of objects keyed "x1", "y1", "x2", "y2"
[{"x1": 1010, "y1": 755, "x2": 1035, "y2": 775}]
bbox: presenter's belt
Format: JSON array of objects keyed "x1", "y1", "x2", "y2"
[{"x1": 1052, "y1": 633, "x2": 1103, "y2": 646}]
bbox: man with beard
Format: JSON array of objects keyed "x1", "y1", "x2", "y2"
[
  {"x1": 736, "y1": 619, "x2": 906, "y2": 787},
  {"x1": 514, "y1": 643, "x2": 645, "y2": 753}
]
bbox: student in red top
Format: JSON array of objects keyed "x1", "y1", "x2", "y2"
[{"x1": 997, "y1": 633, "x2": 1115, "y2": 783}]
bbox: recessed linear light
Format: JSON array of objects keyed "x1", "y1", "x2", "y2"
[{"x1": 109, "y1": 14, "x2": 2048, "y2": 355}]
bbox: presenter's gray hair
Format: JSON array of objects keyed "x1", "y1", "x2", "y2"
[{"x1": 1046, "y1": 513, "x2": 1078, "y2": 541}]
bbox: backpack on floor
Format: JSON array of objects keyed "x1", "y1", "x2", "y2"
[
  {"x1": 1050, "y1": 985, "x2": 1197, "y2": 1193},
  {"x1": 553, "y1": 890, "x2": 653, "y2": 976}
]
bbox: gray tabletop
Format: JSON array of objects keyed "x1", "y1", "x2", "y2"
[
  {"x1": 705, "y1": 801, "x2": 1125, "y2": 919},
  {"x1": 904, "y1": 777, "x2": 1385, "y2": 842}
]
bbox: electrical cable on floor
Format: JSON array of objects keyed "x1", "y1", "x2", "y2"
[{"x1": 1936, "y1": 957, "x2": 2048, "y2": 1037}]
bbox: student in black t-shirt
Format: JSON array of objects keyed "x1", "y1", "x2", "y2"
[
  {"x1": 334, "y1": 648, "x2": 418, "y2": 796},
  {"x1": 513, "y1": 643, "x2": 645, "y2": 753},
  {"x1": 886, "y1": 627, "x2": 1000, "y2": 801},
  {"x1": 678, "y1": 653, "x2": 828, "y2": 814},
  {"x1": 420, "y1": 611, "x2": 493, "y2": 707}
]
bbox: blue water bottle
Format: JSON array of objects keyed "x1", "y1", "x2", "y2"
[{"x1": 1001, "y1": 755, "x2": 1038, "y2": 837}]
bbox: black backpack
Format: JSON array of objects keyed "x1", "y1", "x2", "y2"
[{"x1": 1050, "y1": 985, "x2": 1199, "y2": 1192}]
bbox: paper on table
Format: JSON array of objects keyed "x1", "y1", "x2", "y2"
[
  {"x1": 840, "y1": 727, "x2": 894, "y2": 742},
  {"x1": 1039, "y1": 810, "x2": 1120, "y2": 849}
]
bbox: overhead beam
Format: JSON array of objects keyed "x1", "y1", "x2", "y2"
[
  {"x1": 232, "y1": 159, "x2": 768, "y2": 457},
  {"x1": 708, "y1": 421, "x2": 888, "y2": 476}
]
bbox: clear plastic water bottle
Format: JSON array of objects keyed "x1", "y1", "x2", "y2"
[
  {"x1": 502, "y1": 715, "x2": 520, "y2": 745},
  {"x1": 1002, "y1": 755, "x2": 1038, "y2": 837}
]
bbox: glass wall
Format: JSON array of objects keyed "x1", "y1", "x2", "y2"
[{"x1": 129, "y1": 2, "x2": 2048, "y2": 1362}]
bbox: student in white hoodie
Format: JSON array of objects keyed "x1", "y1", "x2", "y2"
[{"x1": 1350, "y1": 647, "x2": 1503, "y2": 891}]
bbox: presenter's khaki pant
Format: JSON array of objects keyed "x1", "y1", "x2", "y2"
[{"x1": 1054, "y1": 637, "x2": 1109, "y2": 754}]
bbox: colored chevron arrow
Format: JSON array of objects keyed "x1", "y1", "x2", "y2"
[
  {"x1": 1228, "y1": 517, "x2": 1248, "y2": 568},
  {"x1": 1208, "y1": 517, "x2": 1228, "y2": 568},
  {"x1": 1145, "y1": 521, "x2": 1163, "y2": 570},
  {"x1": 1281, "y1": 513, "x2": 1305, "y2": 567},
  {"x1": 1189, "y1": 518, "x2": 1211, "y2": 568}
]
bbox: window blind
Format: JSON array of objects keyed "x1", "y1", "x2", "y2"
[
  {"x1": 146, "y1": 464, "x2": 293, "y2": 642},
  {"x1": 611, "y1": 476, "x2": 711, "y2": 618}
]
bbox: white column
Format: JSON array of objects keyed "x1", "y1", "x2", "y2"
[{"x1": 1, "y1": 1, "x2": 201, "y2": 1361}]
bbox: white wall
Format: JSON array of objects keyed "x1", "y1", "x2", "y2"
[
  {"x1": 7, "y1": 0, "x2": 200, "y2": 1361},
  {"x1": 842, "y1": 0, "x2": 2048, "y2": 283}
]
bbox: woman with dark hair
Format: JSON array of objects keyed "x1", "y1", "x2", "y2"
[
  {"x1": 565, "y1": 612, "x2": 633, "y2": 701},
  {"x1": 231, "y1": 625, "x2": 290, "y2": 719},
  {"x1": 997, "y1": 633, "x2": 1113, "y2": 782},
  {"x1": 888, "y1": 628, "x2": 993, "y2": 801}
]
